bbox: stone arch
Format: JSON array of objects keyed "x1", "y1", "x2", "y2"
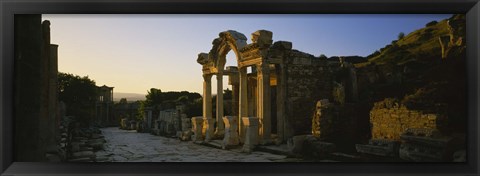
[{"x1": 208, "y1": 30, "x2": 247, "y2": 69}]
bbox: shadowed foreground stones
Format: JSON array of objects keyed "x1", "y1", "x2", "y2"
[
  {"x1": 68, "y1": 124, "x2": 106, "y2": 162},
  {"x1": 287, "y1": 135, "x2": 336, "y2": 159},
  {"x1": 398, "y1": 128, "x2": 464, "y2": 162},
  {"x1": 356, "y1": 128, "x2": 465, "y2": 162},
  {"x1": 355, "y1": 139, "x2": 400, "y2": 157}
]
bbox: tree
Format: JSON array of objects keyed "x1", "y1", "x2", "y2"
[
  {"x1": 185, "y1": 97, "x2": 203, "y2": 118},
  {"x1": 319, "y1": 54, "x2": 328, "y2": 59},
  {"x1": 145, "y1": 88, "x2": 163, "y2": 106},
  {"x1": 58, "y1": 72, "x2": 97, "y2": 125},
  {"x1": 118, "y1": 98, "x2": 128, "y2": 104},
  {"x1": 426, "y1": 20, "x2": 438, "y2": 27},
  {"x1": 397, "y1": 32, "x2": 405, "y2": 40}
]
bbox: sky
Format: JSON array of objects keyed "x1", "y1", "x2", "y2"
[{"x1": 41, "y1": 14, "x2": 452, "y2": 96}]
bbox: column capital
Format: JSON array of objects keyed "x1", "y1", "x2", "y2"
[
  {"x1": 256, "y1": 62, "x2": 270, "y2": 75},
  {"x1": 203, "y1": 74, "x2": 212, "y2": 80}
]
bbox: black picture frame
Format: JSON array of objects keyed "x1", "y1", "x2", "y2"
[{"x1": 1, "y1": 0, "x2": 479, "y2": 175}]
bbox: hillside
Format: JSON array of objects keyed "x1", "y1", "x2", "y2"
[
  {"x1": 363, "y1": 18, "x2": 449, "y2": 65},
  {"x1": 354, "y1": 14, "x2": 466, "y2": 134}
]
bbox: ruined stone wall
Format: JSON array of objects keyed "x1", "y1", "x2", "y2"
[
  {"x1": 14, "y1": 14, "x2": 45, "y2": 161},
  {"x1": 370, "y1": 99, "x2": 441, "y2": 140},
  {"x1": 284, "y1": 51, "x2": 334, "y2": 135},
  {"x1": 14, "y1": 15, "x2": 61, "y2": 161},
  {"x1": 155, "y1": 110, "x2": 180, "y2": 135}
]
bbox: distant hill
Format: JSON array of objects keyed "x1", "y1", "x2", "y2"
[{"x1": 113, "y1": 92, "x2": 146, "y2": 102}]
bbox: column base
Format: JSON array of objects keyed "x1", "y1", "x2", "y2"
[
  {"x1": 203, "y1": 118, "x2": 215, "y2": 142},
  {"x1": 222, "y1": 116, "x2": 239, "y2": 149},
  {"x1": 214, "y1": 129, "x2": 225, "y2": 139},
  {"x1": 191, "y1": 116, "x2": 204, "y2": 142}
]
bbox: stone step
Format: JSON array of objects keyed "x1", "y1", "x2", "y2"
[
  {"x1": 71, "y1": 151, "x2": 95, "y2": 159},
  {"x1": 256, "y1": 145, "x2": 293, "y2": 156},
  {"x1": 400, "y1": 135, "x2": 453, "y2": 147}
]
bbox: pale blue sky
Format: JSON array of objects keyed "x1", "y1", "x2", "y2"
[{"x1": 42, "y1": 14, "x2": 451, "y2": 95}]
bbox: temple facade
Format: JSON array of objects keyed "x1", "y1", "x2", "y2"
[
  {"x1": 196, "y1": 30, "x2": 358, "y2": 149},
  {"x1": 95, "y1": 85, "x2": 114, "y2": 126}
]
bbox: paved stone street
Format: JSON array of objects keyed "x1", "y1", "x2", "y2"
[{"x1": 94, "y1": 127, "x2": 299, "y2": 162}]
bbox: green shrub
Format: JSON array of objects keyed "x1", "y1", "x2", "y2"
[
  {"x1": 426, "y1": 20, "x2": 438, "y2": 27},
  {"x1": 397, "y1": 32, "x2": 405, "y2": 40}
]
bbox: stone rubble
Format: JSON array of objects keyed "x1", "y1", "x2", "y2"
[{"x1": 67, "y1": 123, "x2": 107, "y2": 162}]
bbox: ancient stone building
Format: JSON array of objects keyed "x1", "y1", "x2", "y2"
[
  {"x1": 196, "y1": 30, "x2": 354, "y2": 146},
  {"x1": 14, "y1": 15, "x2": 60, "y2": 161},
  {"x1": 95, "y1": 85, "x2": 114, "y2": 126}
]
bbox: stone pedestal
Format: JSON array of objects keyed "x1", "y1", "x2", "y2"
[
  {"x1": 204, "y1": 118, "x2": 215, "y2": 142},
  {"x1": 191, "y1": 116, "x2": 204, "y2": 142},
  {"x1": 181, "y1": 115, "x2": 192, "y2": 131},
  {"x1": 129, "y1": 121, "x2": 137, "y2": 130},
  {"x1": 242, "y1": 117, "x2": 259, "y2": 153},
  {"x1": 222, "y1": 116, "x2": 239, "y2": 149},
  {"x1": 120, "y1": 118, "x2": 128, "y2": 129}
]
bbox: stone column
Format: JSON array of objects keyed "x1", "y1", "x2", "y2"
[
  {"x1": 191, "y1": 116, "x2": 204, "y2": 142},
  {"x1": 203, "y1": 117, "x2": 215, "y2": 142},
  {"x1": 215, "y1": 73, "x2": 225, "y2": 137},
  {"x1": 232, "y1": 84, "x2": 239, "y2": 116},
  {"x1": 242, "y1": 117, "x2": 259, "y2": 153},
  {"x1": 257, "y1": 63, "x2": 271, "y2": 144},
  {"x1": 276, "y1": 64, "x2": 285, "y2": 143},
  {"x1": 222, "y1": 116, "x2": 239, "y2": 149},
  {"x1": 226, "y1": 66, "x2": 239, "y2": 117},
  {"x1": 238, "y1": 67, "x2": 248, "y2": 143},
  {"x1": 202, "y1": 74, "x2": 213, "y2": 120}
]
